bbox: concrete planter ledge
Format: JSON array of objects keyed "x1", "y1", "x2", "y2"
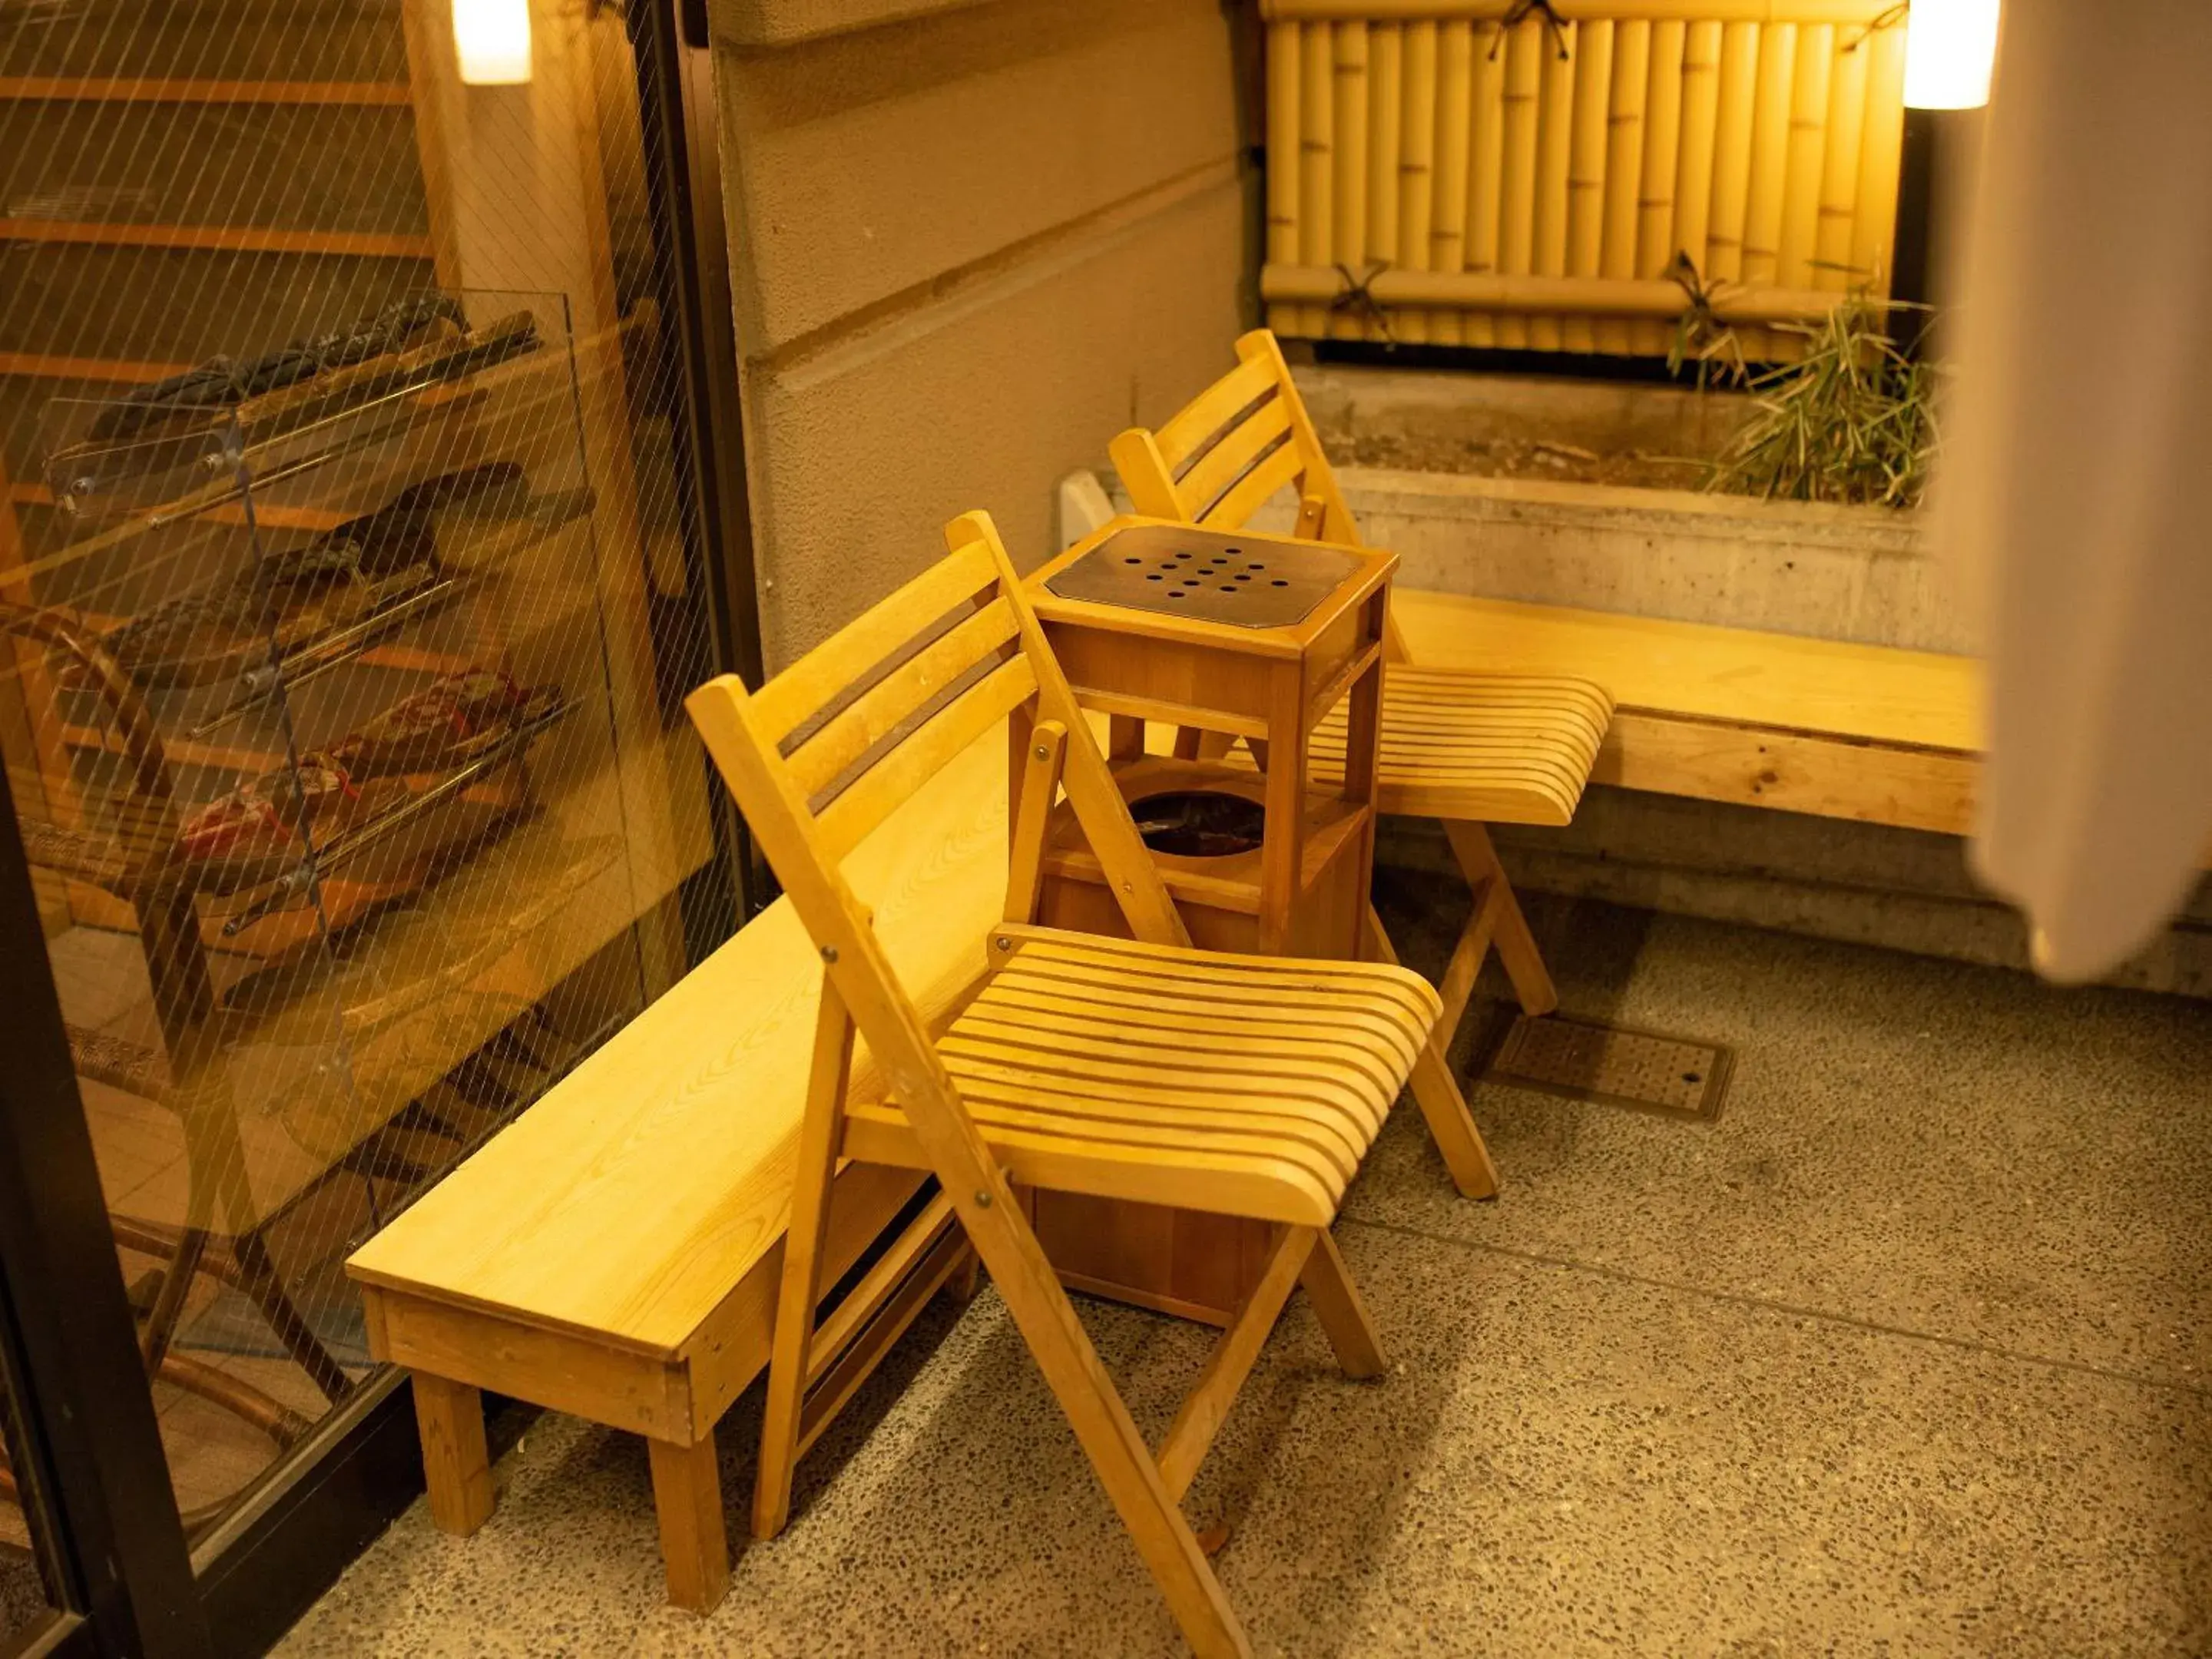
[{"x1": 1336, "y1": 466, "x2": 1970, "y2": 657}]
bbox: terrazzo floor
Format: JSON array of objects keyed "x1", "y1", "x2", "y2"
[{"x1": 275, "y1": 885, "x2": 2212, "y2": 1657}]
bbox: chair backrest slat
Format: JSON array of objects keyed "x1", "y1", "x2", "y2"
[
  {"x1": 813, "y1": 651, "x2": 1038, "y2": 865},
  {"x1": 1174, "y1": 395, "x2": 1293, "y2": 525},
  {"x1": 786, "y1": 595, "x2": 1018, "y2": 800},
  {"x1": 1200, "y1": 434, "x2": 1306, "y2": 534},
  {"x1": 750, "y1": 539, "x2": 998, "y2": 746},
  {"x1": 1153, "y1": 349, "x2": 1280, "y2": 472}
]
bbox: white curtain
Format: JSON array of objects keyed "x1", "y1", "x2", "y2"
[{"x1": 1941, "y1": 0, "x2": 2212, "y2": 980}]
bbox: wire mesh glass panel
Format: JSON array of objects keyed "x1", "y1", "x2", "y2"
[{"x1": 0, "y1": 0, "x2": 736, "y2": 1548}]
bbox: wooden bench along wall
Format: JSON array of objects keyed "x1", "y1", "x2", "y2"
[
  {"x1": 1394, "y1": 587, "x2": 1984, "y2": 836},
  {"x1": 346, "y1": 724, "x2": 1011, "y2": 1602}
]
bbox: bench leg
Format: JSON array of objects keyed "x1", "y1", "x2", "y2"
[
  {"x1": 412, "y1": 1374, "x2": 493, "y2": 1536},
  {"x1": 648, "y1": 1431, "x2": 730, "y2": 1614}
]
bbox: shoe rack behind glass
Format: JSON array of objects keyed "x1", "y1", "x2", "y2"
[{"x1": 0, "y1": 0, "x2": 736, "y2": 1554}]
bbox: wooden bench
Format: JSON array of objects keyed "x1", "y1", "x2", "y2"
[
  {"x1": 346, "y1": 581, "x2": 1989, "y2": 1613},
  {"x1": 1394, "y1": 588, "x2": 1983, "y2": 837},
  {"x1": 345, "y1": 726, "x2": 1011, "y2": 1611}
]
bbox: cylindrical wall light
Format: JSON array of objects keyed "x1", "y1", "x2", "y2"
[
  {"x1": 1903, "y1": 0, "x2": 2002, "y2": 110},
  {"x1": 455, "y1": 0, "x2": 532, "y2": 85}
]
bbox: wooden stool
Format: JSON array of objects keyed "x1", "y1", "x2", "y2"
[
  {"x1": 1020, "y1": 517, "x2": 1496, "y2": 1320},
  {"x1": 1029, "y1": 518, "x2": 1390, "y2": 960}
]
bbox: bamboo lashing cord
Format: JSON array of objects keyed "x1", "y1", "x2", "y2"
[
  {"x1": 1661, "y1": 249, "x2": 1747, "y2": 376},
  {"x1": 1330, "y1": 260, "x2": 1398, "y2": 340},
  {"x1": 1840, "y1": 2, "x2": 1908, "y2": 54},
  {"x1": 1488, "y1": 0, "x2": 1572, "y2": 60}
]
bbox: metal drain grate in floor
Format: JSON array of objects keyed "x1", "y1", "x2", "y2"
[{"x1": 1481, "y1": 1015, "x2": 1734, "y2": 1121}]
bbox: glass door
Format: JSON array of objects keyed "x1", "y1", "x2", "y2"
[{"x1": 0, "y1": 0, "x2": 753, "y2": 1648}]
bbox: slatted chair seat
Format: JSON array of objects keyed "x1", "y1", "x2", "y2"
[
  {"x1": 1244, "y1": 666, "x2": 1613, "y2": 827},
  {"x1": 843, "y1": 926, "x2": 1438, "y2": 1225}
]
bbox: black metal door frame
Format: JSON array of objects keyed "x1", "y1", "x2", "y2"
[
  {"x1": 633, "y1": 0, "x2": 777, "y2": 934},
  {"x1": 0, "y1": 760, "x2": 211, "y2": 1659}
]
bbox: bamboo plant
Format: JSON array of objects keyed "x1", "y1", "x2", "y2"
[{"x1": 1706, "y1": 296, "x2": 1938, "y2": 508}]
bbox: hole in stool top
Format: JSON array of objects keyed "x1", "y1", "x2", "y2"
[{"x1": 1131, "y1": 790, "x2": 1265, "y2": 858}]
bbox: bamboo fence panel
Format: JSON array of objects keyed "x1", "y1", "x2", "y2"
[
  {"x1": 1595, "y1": 19, "x2": 1650, "y2": 354},
  {"x1": 1704, "y1": 21, "x2": 1758, "y2": 286},
  {"x1": 1429, "y1": 21, "x2": 1476, "y2": 345},
  {"x1": 1849, "y1": 16, "x2": 1906, "y2": 304},
  {"x1": 1494, "y1": 18, "x2": 1542, "y2": 348},
  {"x1": 1737, "y1": 22, "x2": 1795, "y2": 357},
  {"x1": 1814, "y1": 18, "x2": 1868, "y2": 292},
  {"x1": 1299, "y1": 22, "x2": 1335, "y2": 337},
  {"x1": 1631, "y1": 18, "x2": 1687, "y2": 353},
  {"x1": 1367, "y1": 23, "x2": 1403, "y2": 300},
  {"x1": 1671, "y1": 16, "x2": 1724, "y2": 306},
  {"x1": 1262, "y1": 2, "x2": 1904, "y2": 359},
  {"x1": 1333, "y1": 22, "x2": 1370, "y2": 339},
  {"x1": 1266, "y1": 19, "x2": 1304, "y2": 336},
  {"x1": 1397, "y1": 19, "x2": 1439, "y2": 344},
  {"x1": 1463, "y1": 21, "x2": 1506, "y2": 346},
  {"x1": 1268, "y1": 2, "x2": 1899, "y2": 20},
  {"x1": 1777, "y1": 23, "x2": 1833, "y2": 297},
  {"x1": 1529, "y1": 18, "x2": 1579, "y2": 350},
  {"x1": 1562, "y1": 19, "x2": 1614, "y2": 353},
  {"x1": 1262, "y1": 267, "x2": 1840, "y2": 316}
]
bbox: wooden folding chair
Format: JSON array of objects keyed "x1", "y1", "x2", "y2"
[
  {"x1": 1111, "y1": 330, "x2": 1614, "y2": 1196},
  {"x1": 687, "y1": 510, "x2": 1444, "y2": 1658}
]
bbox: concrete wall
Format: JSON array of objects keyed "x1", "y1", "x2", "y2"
[
  {"x1": 1346, "y1": 471, "x2": 1973, "y2": 654},
  {"x1": 708, "y1": 0, "x2": 1253, "y2": 668}
]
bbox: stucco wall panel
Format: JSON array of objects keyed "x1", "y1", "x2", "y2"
[
  {"x1": 717, "y1": 0, "x2": 1237, "y2": 353},
  {"x1": 714, "y1": 0, "x2": 1250, "y2": 673},
  {"x1": 748, "y1": 176, "x2": 1243, "y2": 665}
]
